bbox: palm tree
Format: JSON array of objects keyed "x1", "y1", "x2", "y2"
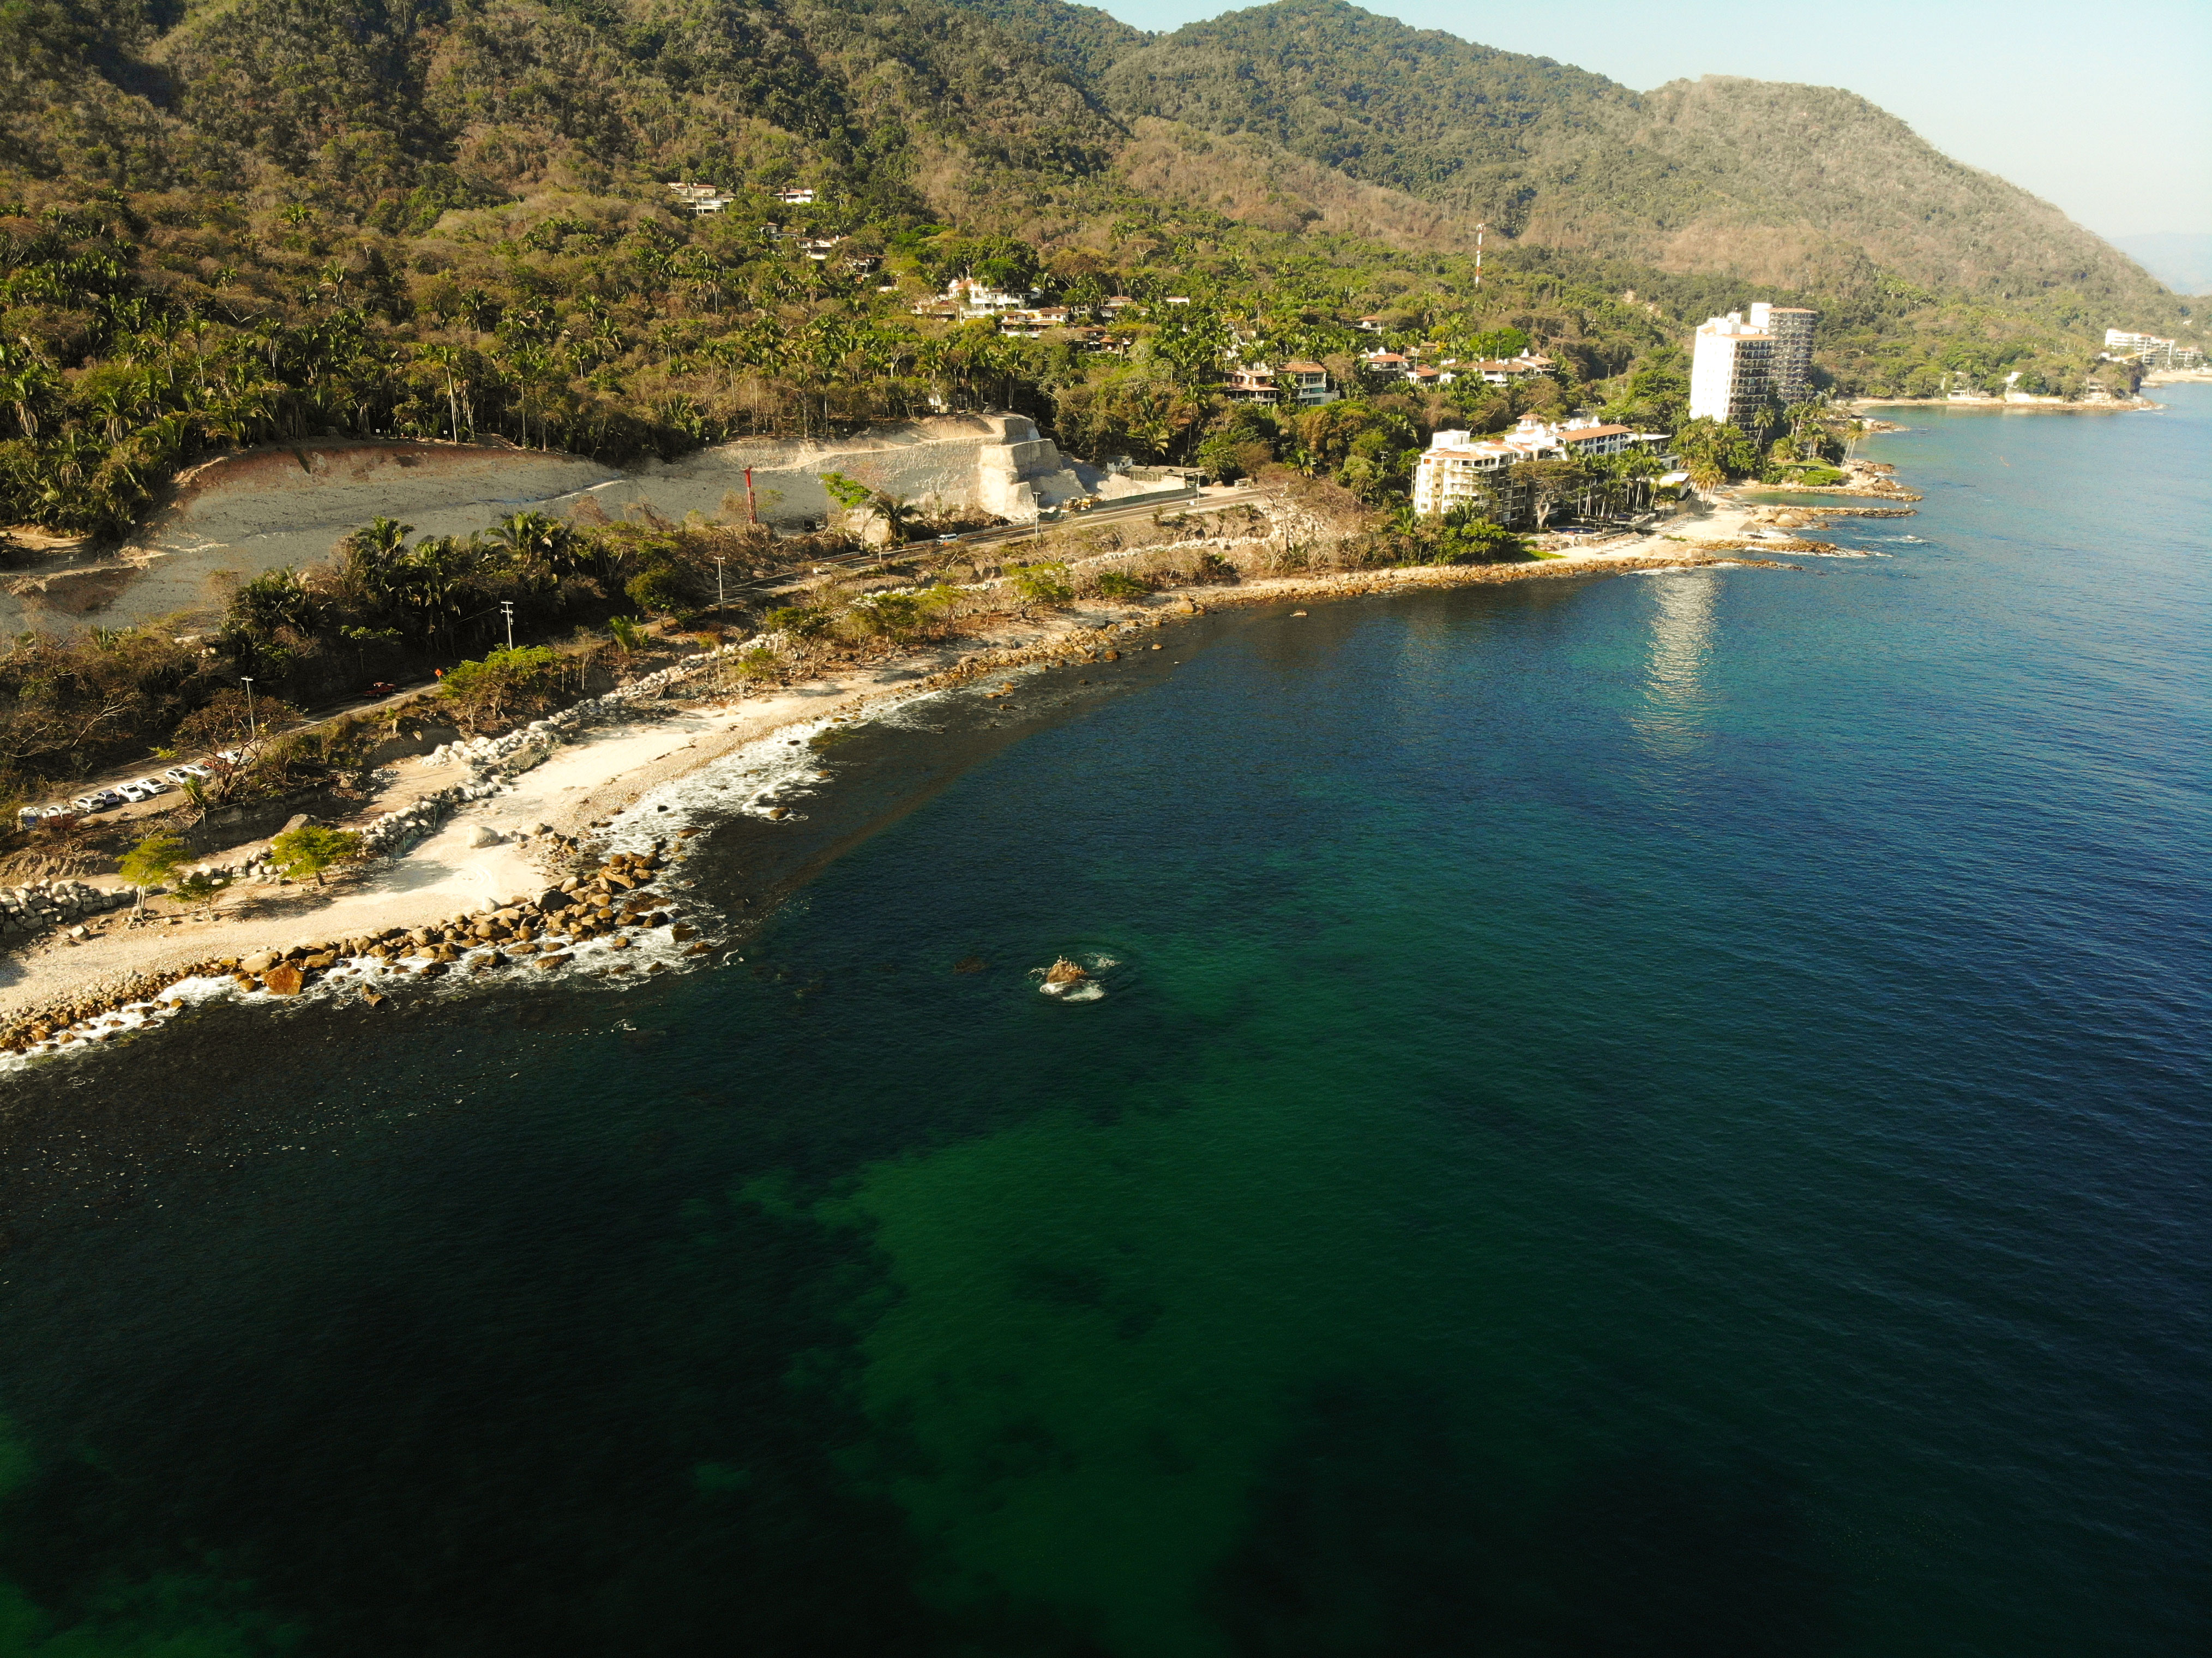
[
  {"x1": 418, "y1": 344, "x2": 467, "y2": 443},
  {"x1": 342, "y1": 515, "x2": 413, "y2": 595}
]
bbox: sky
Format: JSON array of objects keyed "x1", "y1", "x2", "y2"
[{"x1": 1089, "y1": 0, "x2": 2212, "y2": 241}]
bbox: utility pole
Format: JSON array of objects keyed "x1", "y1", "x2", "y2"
[
  {"x1": 713, "y1": 556, "x2": 726, "y2": 611},
  {"x1": 241, "y1": 677, "x2": 257, "y2": 741},
  {"x1": 501, "y1": 601, "x2": 515, "y2": 651},
  {"x1": 1475, "y1": 222, "x2": 1487, "y2": 288}
]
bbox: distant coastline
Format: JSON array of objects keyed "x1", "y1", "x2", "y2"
[{"x1": 1851, "y1": 396, "x2": 2157, "y2": 413}]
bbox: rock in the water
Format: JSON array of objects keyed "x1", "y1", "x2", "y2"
[
  {"x1": 263, "y1": 964, "x2": 305, "y2": 996},
  {"x1": 241, "y1": 952, "x2": 279, "y2": 974},
  {"x1": 1043, "y1": 956, "x2": 1087, "y2": 986}
]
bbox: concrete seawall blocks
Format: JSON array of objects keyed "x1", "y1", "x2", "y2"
[{"x1": 0, "y1": 879, "x2": 135, "y2": 945}]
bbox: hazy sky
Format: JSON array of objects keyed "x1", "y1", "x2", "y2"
[{"x1": 1090, "y1": 0, "x2": 2212, "y2": 240}]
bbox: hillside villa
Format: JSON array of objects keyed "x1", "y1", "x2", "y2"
[{"x1": 1223, "y1": 361, "x2": 1339, "y2": 407}]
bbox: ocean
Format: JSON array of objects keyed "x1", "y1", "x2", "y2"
[{"x1": 1, "y1": 392, "x2": 2205, "y2": 1657}]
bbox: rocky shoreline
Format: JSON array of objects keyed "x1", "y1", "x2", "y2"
[
  {"x1": 1, "y1": 839, "x2": 702, "y2": 1057},
  {"x1": 0, "y1": 512, "x2": 1810, "y2": 1060}
]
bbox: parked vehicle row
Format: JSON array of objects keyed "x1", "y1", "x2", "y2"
[{"x1": 18, "y1": 770, "x2": 189, "y2": 826}]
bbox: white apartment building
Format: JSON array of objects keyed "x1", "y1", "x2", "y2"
[
  {"x1": 2105, "y1": 328, "x2": 2172, "y2": 355},
  {"x1": 2104, "y1": 327, "x2": 2202, "y2": 368},
  {"x1": 1690, "y1": 313, "x2": 1777, "y2": 426},
  {"x1": 1413, "y1": 430, "x2": 1518, "y2": 515}
]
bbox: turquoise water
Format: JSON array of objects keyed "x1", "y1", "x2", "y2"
[{"x1": 1, "y1": 394, "x2": 2206, "y2": 1656}]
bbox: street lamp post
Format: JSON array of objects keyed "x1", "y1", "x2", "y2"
[
  {"x1": 713, "y1": 556, "x2": 726, "y2": 612},
  {"x1": 241, "y1": 677, "x2": 257, "y2": 741},
  {"x1": 501, "y1": 601, "x2": 515, "y2": 651}
]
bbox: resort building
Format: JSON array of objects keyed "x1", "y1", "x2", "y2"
[
  {"x1": 2104, "y1": 328, "x2": 2203, "y2": 369},
  {"x1": 1411, "y1": 417, "x2": 1655, "y2": 515},
  {"x1": 1690, "y1": 312, "x2": 1777, "y2": 426}
]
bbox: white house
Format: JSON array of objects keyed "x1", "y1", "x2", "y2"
[
  {"x1": 944, "y1": 277, "x2": 1030, "y2": 317},
  {"x1": 664, "y1": 182, "x2": 732, "y2": 215}
]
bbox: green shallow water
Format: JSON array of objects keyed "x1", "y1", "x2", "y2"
[{"x1": 0, "y1": 394, "x2": 2205, "y2": 1656}]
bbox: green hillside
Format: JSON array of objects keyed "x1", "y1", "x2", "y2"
[{"x1": 0, "y1": 0, "x2": 2196, "y2": 547}]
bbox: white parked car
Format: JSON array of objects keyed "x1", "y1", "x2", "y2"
[
  {"x1": 130, "y1": 776, "x2": 171, "y2": 796},
  {"x1": 164, "y1": 764, "x2": 212, "y2": 783},
  {"x1": 71, "y1": 789, "x2": 125, "y2": 813}
]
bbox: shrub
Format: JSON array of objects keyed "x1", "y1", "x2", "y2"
[
  {"x1": 626, "y1": 565, "x2": 699, "y2": 619},
  {"x1": 1009, "y1": 562, "x2": 1074, "y2": 604},
  {"x1": 171, "y1": 869, "x2": 226, "y2": 912},
  {"x1": 1092, "y1": 569, "x2": 1150, "y2": 599},
  {"x1": 764, "y1": 605, "x2": 830, "y2": 639},
  {"x1": 440, "y1": 646, "x2": 563, "y2": 732},
  {"x1": 269, "y1": 824, "x2": 365, "y2": 887},
  {"x1": 172, "y1": 687, "x2": 304, "y2": 753},
  {"x1": 118, "y1": 831, "x2": 189, "y2": 897},
  {"x1": 1426, "y1": 514, "x2": 1529, "y2": 565}
]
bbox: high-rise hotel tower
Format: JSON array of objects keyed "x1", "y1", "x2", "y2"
[{"x1": 1688, "y1": 302, "x2": 1819, "y2": 426}]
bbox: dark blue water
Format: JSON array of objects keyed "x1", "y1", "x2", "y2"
[{"x1": 1, "y1": 393, "x2": 2206, "y2": 1657}]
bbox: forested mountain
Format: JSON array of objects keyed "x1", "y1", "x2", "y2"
[
  {"x1": 1086, "y1": 0, "x2": 2177, "y2": 319},
  {"x1": 0, "y1": 0, "x2": 2195, "y2": 544}
]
